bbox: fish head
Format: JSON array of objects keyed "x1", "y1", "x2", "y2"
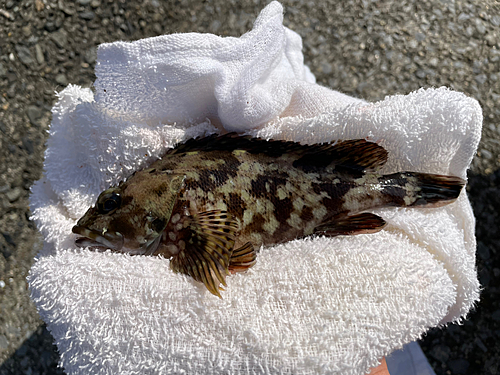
[{"x1": 72, "y1": 171, "x2": 186, "y2": 255}]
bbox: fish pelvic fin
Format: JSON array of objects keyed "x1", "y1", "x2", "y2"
[
  {"x1": 228, "y1": 242, "x2": 257, "y2": 274},
  {"x1": 314, "y1": 212, "x2": 387, "y2": 237},
  {"x1": 169, "y1": 210, "x2": 238, "y2": 298}
]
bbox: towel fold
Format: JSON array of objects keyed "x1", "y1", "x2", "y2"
[{"x1": 28, "y1": 2, "x2": 481, "y2": 374}]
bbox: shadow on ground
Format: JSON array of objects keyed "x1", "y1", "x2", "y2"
[
  {"x1": 420, "y1": 168, "x2": 500, "y2": 375},
  {"x1": 0, "y1": 324, "x2": 63, "y2": 375}
]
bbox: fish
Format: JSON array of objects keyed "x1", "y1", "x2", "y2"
[{"x1": 72, "y1": 133, "x2": 465, "y2": 297}]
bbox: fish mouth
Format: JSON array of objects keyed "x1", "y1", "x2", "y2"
[{"x1": 72, "y1": 225, "x2": 124, "y2": 251}]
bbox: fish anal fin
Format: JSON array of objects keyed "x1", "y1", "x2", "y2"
[
  {"x1": 228, "y1": 242, "x2": 257, "y2": 274},
  {"x1": 314, "y1": 212, "x2": 386, "y2": 237},
  {"x1": 170, "y1": 210, "x2": 239, "y2": 298}
]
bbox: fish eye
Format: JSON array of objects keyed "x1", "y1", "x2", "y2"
[{"x1": 97, "y1": 190, "x2": 122, "y2": 214}]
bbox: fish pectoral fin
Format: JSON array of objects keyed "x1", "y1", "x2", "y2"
[
  {"x1": 228, "y1": 242, "x2": 257, "y2": 274},
  {"x1": 170, "y1": 210, "x2": 239, "y2": 298},
  {"x1": 314, "y1": 212, "x2": 386, "y2": 237}
]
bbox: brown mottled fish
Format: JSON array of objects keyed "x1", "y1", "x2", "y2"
[{"x1": 72, "y1": 133, "x2": 465, "y2": 297}]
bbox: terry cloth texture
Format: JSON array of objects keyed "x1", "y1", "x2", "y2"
[{"x1": 28, "y1": 2, "x2": 482, "y2": 374}]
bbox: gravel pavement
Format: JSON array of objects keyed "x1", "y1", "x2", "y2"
[{"x1": 0, "y1": 0, "x2": 499, "y2": 374}]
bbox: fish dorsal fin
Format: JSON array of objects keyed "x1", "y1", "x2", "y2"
[
  {"x1": 168, "y1": 133, "x2": 387, "y2": 173},
  {"x1": 169, "y1": 210, "x2": 238, "y2": 298},
  {"x1": 292, "y1": 139, "x2": 388, "y2": 172},
  {"x1": 168, "y1": 132, "x2": 305, "y2": 157}
]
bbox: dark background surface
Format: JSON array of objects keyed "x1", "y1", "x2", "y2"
[{"x1": 0, "y1": 0, "x2": 499, "y2": 374}]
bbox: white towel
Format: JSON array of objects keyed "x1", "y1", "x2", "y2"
[{"x1": 28, "y1": 2, "x2": 482, "y2": 374}]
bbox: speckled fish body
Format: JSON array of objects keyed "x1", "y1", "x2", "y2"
[{"x1": 73, "y1": 133, "x2": 465, "y2": 297}]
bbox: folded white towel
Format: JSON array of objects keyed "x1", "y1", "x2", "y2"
[{"x1": 28, "y1": 2, "x2": 482, "y2": 374}]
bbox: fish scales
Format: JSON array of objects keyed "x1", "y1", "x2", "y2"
[{"x1": 72, "y1": 133, "x2": 465, "y2": 297}]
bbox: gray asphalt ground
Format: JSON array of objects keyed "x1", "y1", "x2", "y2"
[{"x1": 0, "y1": 0, "x2": 499, "y2": 374}]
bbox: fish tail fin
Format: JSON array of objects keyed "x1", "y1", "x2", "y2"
[{"x1": 407, "y1": 172, "x2": 465, "y2": 208}]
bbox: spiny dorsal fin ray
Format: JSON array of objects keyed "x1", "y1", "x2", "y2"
[
  {"x1": 166, "y1": 133, "x2": 388, "y2": 173},
  {"x1": 169, "y1": 210, "x2": 238, "y2": 298}
]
